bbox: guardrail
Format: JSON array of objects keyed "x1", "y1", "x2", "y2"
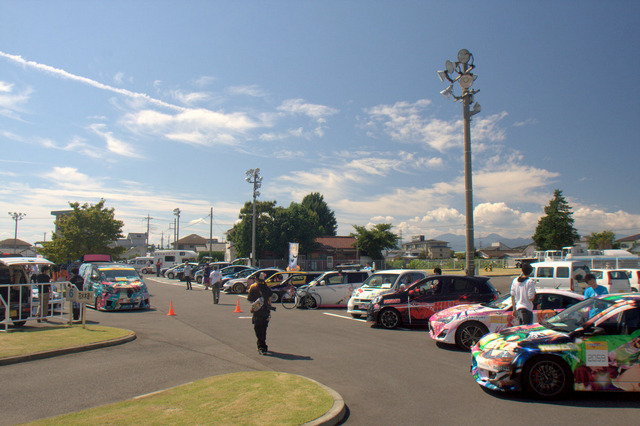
[{"x1": 0, "y1": 282, "x2": 73, "y2": 332}]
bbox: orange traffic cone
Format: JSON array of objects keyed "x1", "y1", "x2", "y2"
[
  {"x1": 167, "y1": 301, "x2": 176, "y2": 316},
  {"x1": 234, "y1": 298, "x2": 243, "y2": 313}
]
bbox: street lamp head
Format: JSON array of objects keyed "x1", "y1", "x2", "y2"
[
  {"x1": 437, "y1": 70, "x2": 448, "y2": 83},
  {"x1": 440, "y1": 85, "x2": 454, "y2": 99},
  {"x1": 471, "y1": 102, "x2": 482, "y2": 116},
  {"x1": 457, "y1": 49, "x2": 472, "y2": 64},
  {"x1": 445, "y1": 60, "x2": 455, "y2": 74}
]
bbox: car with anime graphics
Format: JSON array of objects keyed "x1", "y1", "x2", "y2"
[
  {"x1": 347, "y1": 269, "x2": 429, "y2": 318},
  {"x1": 367, "y1": 275, "x2": 499, "y2": 329},
  {"x1": 471, "y1": 294, "x2": 640, "y2": 399},
  {"x1": 429, "y1": 289, "x2": 584, "y2": 351},
  {"x1": 80, "y1": 262, "x2": 150, "y2": 311}
]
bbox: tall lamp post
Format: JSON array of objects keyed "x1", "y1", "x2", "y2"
[
  {"x1": 437, "y1": 49, "x2": 481, "y2": 276},
  {"x1": 8, "y1": 212, "x2": 26, "y2": 254},
  {"x1": 245, "y1": 168, "x2": 262, "y2": 267},
  {"x1": 173, "y1": 208, "x2": 181, "y2": 249}
]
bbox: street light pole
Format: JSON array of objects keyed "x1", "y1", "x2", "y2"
[
  {"x1": 437, "y1": 49, "x2": 481, "y2": 276},
  {"x1": 8, "y1": 212, "x2": 26, "y2": 254},
  {"x1": 173, "y1": 208, "x2": 181, "y2": 249},
  {"x1": 246, "y1": 168, "x2": 262, "y2": 268}
]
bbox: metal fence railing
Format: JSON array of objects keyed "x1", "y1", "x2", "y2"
[{"x1": 0, "y1": 282, "x2": 70, "y2": 332}]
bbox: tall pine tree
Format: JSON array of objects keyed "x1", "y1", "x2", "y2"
[{"x1": 532, "y1": 189, "x2": 579, "y2": 250}]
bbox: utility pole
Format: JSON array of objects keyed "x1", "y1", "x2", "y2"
[
  {"x1": 209, "y1": 207, "x2": 213, "y2": 258},
  {"x1": 173, "y1": 208, "x2": 181, "y2": 249},
  {"x1": 245, "y1": 169, "x2": 262, "y2": 267}
]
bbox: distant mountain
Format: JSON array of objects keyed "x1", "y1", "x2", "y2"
[{"x1": 435, "y1": 233, "x2": 533, "y2": 252}]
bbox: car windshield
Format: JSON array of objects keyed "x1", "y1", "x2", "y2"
[
  {"x1": 100, "y1": 269, "x2": 140, "y2": 281},
  {"x1": 236, "y1": 269, "x2": 255, "y2": 278},
  {"x1": 542, "y1": 297, "x2": 617, "y2": 332},
  {"x1": 361, "y1": 273, "x2": 399, "y2": 289},
  {"x1": 481, "y1": 293, "x2": 511, "y2": 310}
]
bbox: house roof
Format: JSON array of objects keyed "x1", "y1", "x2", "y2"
[
  {"x1": 616, "y1": 233, "x2": 640, "y2": 242},
  {"x1": 0, "y1": 238, "x2": 32, "y2": 247},
  {"x1": 315, "y1": 236, "x2": 357, "y2": 250},
  {"x1": 175, "y1": 234, "x2": 208, "y2": 245}
]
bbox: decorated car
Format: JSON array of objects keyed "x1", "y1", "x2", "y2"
[
  {"x1": 81, "y1": 263, "x2": 150, "y2": 311},
  {"x1": 471, "y1": 294, "x2": 640, "y2": 399},
  {"x1": 367, "y1": 275, "x2": 499, "y2": 329},
  {"x1": 429, "y1": 289, "x2": 584, "y2": 350}
]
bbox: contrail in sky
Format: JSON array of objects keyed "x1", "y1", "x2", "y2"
[{"x1": 0, "y1": 50, "x2": 186, "y2": 112}]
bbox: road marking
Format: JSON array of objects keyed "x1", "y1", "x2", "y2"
[{"x1": 323, "y1": 312, "x2": 366, "y2": 322}]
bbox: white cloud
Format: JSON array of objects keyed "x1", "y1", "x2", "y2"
[
  {"x1": 89, "y1": 124, "x2": 142, "y2": 158},
  {"x1": 227, "y1": 84, "x2": 267, "y2": 97}
]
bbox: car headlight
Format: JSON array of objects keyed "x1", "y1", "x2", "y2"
[
  {"x1": 371, "y1": 295, "x2": 381, "y2": 305},
  {"x1": 437, "y1": 315, "x2": 455, "y2": 324}
]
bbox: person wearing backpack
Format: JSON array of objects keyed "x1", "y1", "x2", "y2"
[{"x1": 247, "y1": 272, "x2": 273, "y2": 355}]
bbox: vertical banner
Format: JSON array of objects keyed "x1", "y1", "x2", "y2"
[{"x1": 288, "y1": 243, "x2": 300, "y2": 271}]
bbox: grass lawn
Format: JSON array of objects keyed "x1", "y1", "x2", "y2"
[{"x1": 26, "y1": 371, "x2": 334, "y2": 425}]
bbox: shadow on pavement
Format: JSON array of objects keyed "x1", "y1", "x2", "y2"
[{"x1": 263, "y1": 351, "x2": 313, "y2": 361}]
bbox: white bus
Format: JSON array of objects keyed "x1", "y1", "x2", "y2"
[{"x1": 152, "y1": 250, "x2": 197, "y2": 269}]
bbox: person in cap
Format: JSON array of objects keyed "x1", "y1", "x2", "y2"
[
  {"x1": 247, "y1": 272, "x2": 273, "y2": 355},
  {"x1": 510, "y1": 263, "x2": 536, "y2": 326}
]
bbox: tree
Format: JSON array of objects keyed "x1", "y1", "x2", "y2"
[
  {"x1": 227, "y1": 200, "x2": 277, "y2": 259},
  {"x1": 39, "y1": 199, "x2": 125, "y2": 263},
  {"x1": 586, "y1": 230, "x2": 616, "y2": 249},
  {"x1": 269, "y1": 202, "x2": 321, "y2": 257},
  {"x1": 532, "y1": 189, "x2": 580, "y2": 250},
  {"x1": 350, "y1": 223, "x2": 399, "y2": 259},
  {"x1": 301, "y1": 192, "x2": 337, "y2": 236}
]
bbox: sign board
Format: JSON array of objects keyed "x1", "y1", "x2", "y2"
[{"x1": 67, "y1": 288, "x2": 93, "y2": 303}]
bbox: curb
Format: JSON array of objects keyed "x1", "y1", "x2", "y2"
[
  {"x1": 301, "y1": 375, "x2": 347, "y2": 426},
  {"x1": 0, "y1": 330, "x2": 137, "y2": 366}
]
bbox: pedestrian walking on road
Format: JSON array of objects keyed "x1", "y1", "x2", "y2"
[
  {"x1": 210, "y1": 267, "x2": 223, "y2": 304},
  {"x1": 510, "y1": 263, "x2": 536, "y2": 326},
  {"x1": 247, "y1": 272, "x2": 273, "y2": 355},
  {"x1": 69, "y1": 268, "x2": 84, "y2": 321},
  {"x1": 203, "y1": 263, "x2": 212, "y2": 290},
  {"x1": 184, "y1": 262, "x2": 193, "y2": 290}
]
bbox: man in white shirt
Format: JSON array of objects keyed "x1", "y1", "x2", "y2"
[
  {"x1": 210, "y1": 267, "x2": 223, "y2": 304},
  {"x1": 510, "y1": 263, "x2": 536, "y2": 326}
]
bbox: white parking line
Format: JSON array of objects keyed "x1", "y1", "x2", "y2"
[{"x1": 323, "y1": 312, "x2": 366, "y2": 321}]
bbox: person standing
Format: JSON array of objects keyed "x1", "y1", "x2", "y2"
[
  {"x1": 583, "y1": 273, "x2": 608, "y2": 298},
  {"x1": 510, "y1": 263, "x2": 536, "y2": 326},
  {"x1": 156, "y1": 259, "x2": 162, "y2": 277},
  {"x1": 203, "y1": 263, "x2": 212, "y2": 290},
  {"x1": 210, "y1": 266, "x2": 223, "y2": 304},
  {"x1": 184, "y1": 262, "x2": 193, "y2": 290},
  {"x1": 36, "y1": 266, "x2": 51, "y2": 322},
  {"x1": 69, "y1": 268, "x2": 85, "y2": 321},
  {"x1": 247, "y1": 273, "x2": 273, "y2": 355}
]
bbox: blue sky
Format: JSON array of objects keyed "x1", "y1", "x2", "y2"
[{"x1": 1, "y1": 1, "x2": 639, "y2": 249}]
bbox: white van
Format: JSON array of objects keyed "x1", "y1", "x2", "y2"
[
  {"x1": 529, "y1": 261, "x2": 590, "y2": 293},
  {"x1": 129, "y1": 256, "x2": 154, "y2": 273},
  {"x1": 152, "y1": 250, "x2": 197, "y2": 270},
  {"x1": 347, "y1": 269, "x2": 429, "y2": 318},
  {"x1": 590, "y1": 269, "x2": 631, "y2": 294}
]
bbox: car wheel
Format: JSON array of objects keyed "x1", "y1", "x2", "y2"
[
  {"x1": 379, "y1": 308, "x2": 401, "y2": 329},
  {"x1": 301, "y1": 294, "x2": 318, "y2": 309},
  {"x1": 455, "y1": 321, "x2": 489, "y2": 351},
  {"x1": 523, "y1": 355, "x2": 572, "y2": 400},
  {"x1": 233, "y1": 283, "x2": 245, "y2": 294},
  {"x1": 167, "y1": 272, "x2": 175, "y2": 279},
  {"x1": 270, "y1": 292, "x2": 280, "y2": 303},
  {"x1": 196, "y1": 276, "x2": 202, "y2": 284}
]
